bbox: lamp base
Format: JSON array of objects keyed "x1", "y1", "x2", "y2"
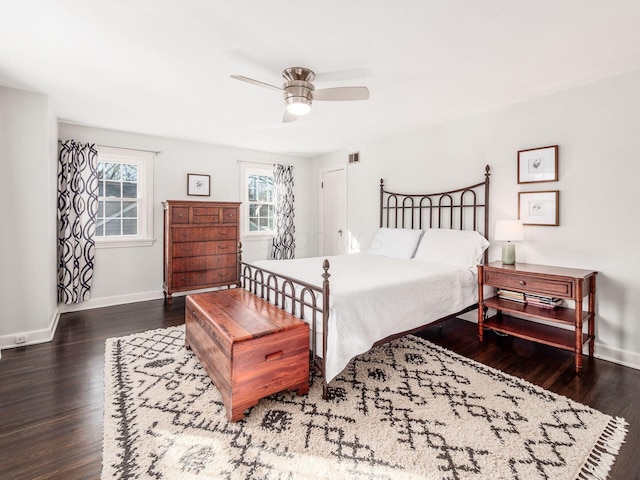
[{"x1": 501, "y1": 243, "x2": 516, "y2": 265}]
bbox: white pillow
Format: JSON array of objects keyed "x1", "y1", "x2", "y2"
[
  {"x1": 367, "y1": 227, "x2": 423, "y2": 259},
  {"x1": 413, "y1": 229, "x2": 490, "y2": 267}
]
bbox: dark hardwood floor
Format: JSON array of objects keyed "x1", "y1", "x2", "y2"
[{"x1": 1, "y1": 298, "x2": 638, "y2": 479}]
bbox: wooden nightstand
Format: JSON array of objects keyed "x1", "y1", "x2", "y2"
[{"x1": 477, "y1": 262, "x2": 597, "y2": 372}]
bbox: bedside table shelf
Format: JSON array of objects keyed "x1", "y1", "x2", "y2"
[
  {"x1": 484, "y1": 314, "x2": 591, "y2": 352},
  {"x1": 478, "y1": 262, "x2": 597, "y2": 373},
  {"x1": 482, "y1": 296, "x2": 594, "y2": 326}
]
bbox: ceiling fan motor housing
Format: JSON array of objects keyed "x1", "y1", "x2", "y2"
[{"x1": 282, "y1": 68, "x2": 315, "y2": 110}]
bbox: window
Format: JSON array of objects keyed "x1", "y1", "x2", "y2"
[
  {"x1": 241, "y1": 165, "x2": 275, "y2": 236},
  {"x1": 95, "y1": 146, "x2": 154, "y2": 247}
]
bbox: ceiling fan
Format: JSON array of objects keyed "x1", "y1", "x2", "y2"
[{"x1": 231, "y1": 67, "x2": 370, "y2": 123}]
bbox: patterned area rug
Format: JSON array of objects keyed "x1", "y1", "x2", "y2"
[{"x1": 102, "y1": 326, "x2": 627, "y2": 480}]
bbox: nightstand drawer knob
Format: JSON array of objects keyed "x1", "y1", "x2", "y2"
[{"x1": 519, "y1": 280, "x2": 526, "y2": 286}]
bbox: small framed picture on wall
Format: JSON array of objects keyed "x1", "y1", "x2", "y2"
[
  {"x1": 518, "y1": 190, "x2": 559, "y2": 226},
  {"x1": 517, "y1": 145, "x2": 558, "y2": 184},
  {"x1": 187, "y1": 174, "x2": 211, "y2": 196}
]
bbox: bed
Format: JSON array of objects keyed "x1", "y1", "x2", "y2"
[{"x1": 238, "y1": 165, "x2": 491, "y2": 398}]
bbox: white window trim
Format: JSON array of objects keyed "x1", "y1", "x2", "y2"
[
  {"x1": 239, "y1": 162, "x2": 275, "y2": 239},
  {"x1": 95, "y1": 146, "x2": 155, "y2": 248}
]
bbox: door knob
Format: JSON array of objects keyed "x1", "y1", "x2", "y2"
[{"x1": 338, "y1": 228, "x2": 343, "y2": 237}]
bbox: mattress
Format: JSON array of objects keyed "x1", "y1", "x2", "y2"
[{"x1": 252, "y1": 253, "x2": 479, "y2": 382}]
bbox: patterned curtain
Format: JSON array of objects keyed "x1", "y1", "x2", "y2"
[
  {"x1": 270, "y1": 164, "x2": 296, "y2": 259},
  {"x1": 57, "y1": 140, "x2": 99, "y2": 304}
]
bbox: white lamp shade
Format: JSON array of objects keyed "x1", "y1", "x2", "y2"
[{"x1": 494, "y1": 220, "x2": 524, "y2": 241}]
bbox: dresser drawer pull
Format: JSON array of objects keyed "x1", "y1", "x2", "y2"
[
  {"x1": 519, "y1": 280, "x2": 526, "y2": 286},
  {"x1": 265, "y1": 351, "x2": 284, "y2": 362},
  {"x1": 218, "y1": 272, "x2": 229, "y2": 278},
  {"x1": 218, "y1": 245, "x2": 229, "y2": 249}
]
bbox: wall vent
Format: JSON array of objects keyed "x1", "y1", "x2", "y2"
[{"x1": 348, "y1": 152, "x2": 360, "y2": 164}]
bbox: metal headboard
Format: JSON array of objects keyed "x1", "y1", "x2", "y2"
[{"x1": 380, "y1": 165, "x2": 491, "y2": 263}]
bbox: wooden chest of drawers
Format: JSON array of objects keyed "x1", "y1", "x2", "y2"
[
  {"x1": 185, "y1": 289, "x2": 310, "y2": 421},
  {"x1": 163, "y1": 200, "x2": 241, "y2": 303}
]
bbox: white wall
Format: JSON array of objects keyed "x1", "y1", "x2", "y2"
[
  {"x1": 56, "y1": 124, "x2": 317, "y2": 311},
  {"x1": 0, "y1": 86, "x2": 59, "y2": 349},
  {"x1": 314, "y1": 69, "x2": 640, "y2": 368}
]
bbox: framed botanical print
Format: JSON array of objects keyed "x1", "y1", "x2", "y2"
[
  {"x1": 518, "y1": 190, "x2": 559, "y2": 226},
  {"x1": 517, "y1": 145, "x2": 558, "y2": 184},
  {"x1": 187, "y1": 174, "x2": 210, "y2": 196}
]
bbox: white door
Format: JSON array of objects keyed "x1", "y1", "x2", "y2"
[{"x1": 320, "y1": 167, "x2": 347, "y2": 256}]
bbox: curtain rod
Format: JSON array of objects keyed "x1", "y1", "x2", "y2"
[
  {"x1": 58, "y1": 139, "x2": 161, "y2": 154},
  {"x1": 237, "y1": 159, "x2": 275, "y2": 167},
  {"x1": 97, "y1": 144, "x2": 161, "y2": 154}
]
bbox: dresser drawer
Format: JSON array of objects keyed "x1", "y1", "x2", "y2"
[
  {"x1": 193, "y1": 206, "x2": 220, "y2": 216},
  {"x1": 221, "y1": 208, "x2": 238, "y2": 224},
  {"x1": 172, "y1": 226, "x2": 237, "y2": 242},
  {"x1": 484, "y1": 270, "x2": 573, "y2": 298},
  {"x1": 172, "y1": 267, "x2": 237, "y2": 287},
  {"x1": 171, "y1": 206, "x2": 190, "y2": 223},
  {"x1": 172, "y1": 240, "x2": 236, "y2": 258},
  {"x1": 172, "y1": 254, "x2": 236, "y2": 273}
]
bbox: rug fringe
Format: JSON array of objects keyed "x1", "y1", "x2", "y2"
[{"x1": 576, "y1": 416, "x2": 628, "y2": 480}]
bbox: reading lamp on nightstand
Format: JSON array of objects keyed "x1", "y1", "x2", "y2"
[{"x1": 494, "y1": 220, "x2": 524, "y2": 265}]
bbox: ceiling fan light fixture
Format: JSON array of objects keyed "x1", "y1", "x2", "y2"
[{"x1": 285, "y1": 97, "x2": 312, "y2": 116}]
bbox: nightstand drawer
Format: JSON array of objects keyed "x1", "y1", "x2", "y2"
[{"x1": 484, "y1": 270, "x2": 573, "y2": 298}]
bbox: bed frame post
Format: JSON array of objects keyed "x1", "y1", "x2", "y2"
[
  {"x1": 483, "y1": 165, "x2": 491, "y2": 264},
  {"x1": 237, "y1": 241, "x2": 243, "y2": 288},
  {"x1": 321, "y1": 259, "x2": 331, "y2": 399},
  {"x1": 379, "y1": 179, "x2": 384, "y2": 227}
]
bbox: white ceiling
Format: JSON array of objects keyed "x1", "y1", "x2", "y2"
[{"x1": 1, "y1": 1, "x2": 640, "y2": 157}]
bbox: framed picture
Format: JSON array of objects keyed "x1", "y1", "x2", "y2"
[
  {"x1": 187, "y1": 174, "x2": 210, "y2": 196},
  {"x1": 517, "y1": 145, "x2": 558, "y2": 184},
  {"x1": 518, "y1": 190, "x2": 559, "y2": 226}
]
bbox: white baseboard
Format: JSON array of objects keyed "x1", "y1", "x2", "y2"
[
  {"x1": 58, "y1": 290, "x2": 165, "y2": 313},
  {"x1": 594, "y1": 343, "x2": 640, "y2": 371},
  {"x1": 0, "y1": 308, "x2": 60, "y2": 351}
]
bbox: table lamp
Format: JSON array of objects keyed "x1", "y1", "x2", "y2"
[{"x1": 494, "y1": 220, "x2": 524, "y2": 265}]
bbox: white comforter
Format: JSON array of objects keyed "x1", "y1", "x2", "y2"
[{"x1": 252, "y1": 253, "x2": 478, "y2": 382}]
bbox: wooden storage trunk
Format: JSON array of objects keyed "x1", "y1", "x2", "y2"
[{"x1": 185, "y1": 289, "x2": 310, "y2": 421}]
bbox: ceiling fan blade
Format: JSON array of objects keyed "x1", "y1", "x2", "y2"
[
  {"x1": 313, "y1": 86, "x2": 369, "y2": 101},
  {"x1": 282, "y1": 110, "x2": 297, "y2": 123},
  {"x1": 230, "y1": 75, "x2": 283, "y2": 92}
]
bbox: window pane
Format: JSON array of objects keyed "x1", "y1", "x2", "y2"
[
  {"x1": 248, "y1": 175, "x2": 257, "y2": 202},
  {"x1": 122, "y1": 182, "x2": 137, "y2": 198},
  {"x1": 105, "y1": 181, "x2": 121, "y2": 197},
  {"x1": 245, "y1": 171, "x2": 274, "y2": 234},
  {"x1": 122, "y1": 201, "x2": 137, "y2": 218},
  {"x1": 103, "y1": 163, "x2": 121, "y2": 180},
  {"x1": 104, "y1": 219, "x2": 121, "y2": 236},
  {"x1": 94, "y1": 151, "x2": 151, "y2": 244},
  {"x1": 105, "y1": 200, "x2": 122, "y2": 218},
  {"x1": 122, "y1": 219, "x2": 137, "y2": 235},
  {"x1": 121, "y1": 164, "x2": 137, "y2": 182}
]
